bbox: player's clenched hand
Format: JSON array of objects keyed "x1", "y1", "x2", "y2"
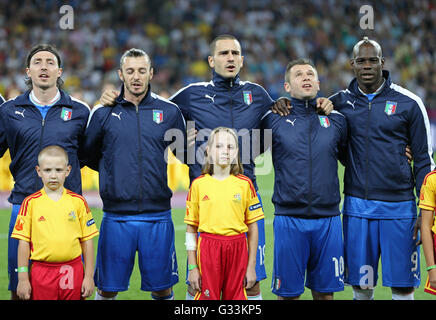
[
  {"x1": 81, "y1": 276, "x2": 95, "y2": 298},
  {"x1": 17, "y1": 279, "x2": 31, "y2": 300},
  {"x1": 99, "y1": 90, "x2": 119, "y2": 106},
  {"x1": 316, "y1": 97, "x2": 333, "y2": 115},
  {"x1": 413, "y1": 216, "x2": 422, "y2": 246},
  {"x1": 405, "y1": 144, "x2": 413, "y2": 165},
  {"x1": 187, "y1": 127, "x2": 197, "y2": 148},
  {"x1": 244, "y1": 265, "x2": 256, "y2": 289},
  {"x1": 271, "y1": 97, "x2": 291, "y2": 116},
  {"x1": 188, "y1": 268, "x2": 201, "y2": 292}
]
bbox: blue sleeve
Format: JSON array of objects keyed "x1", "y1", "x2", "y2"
[
  {"x1": 169, "y1": 87, "x2": 191, "y2": 121},
  {"x1": 408, "y1": 100, "x2": 435, "y2": 198},
  {"x1": 0, "y1": 106, "x2": 8, "y2": 157},
  {"x1": 0, "y1": 94, "x2": 4, "y2": 105},
  {"x1": 166, "y1": 105, "x2": 187, "y2": 164},
  {"x1": 259, "y1": 111, "x2": 274, "y2": 154},
  {"x1": 259, "y1": 86, "x2": 275, "y2": 114},
  {"x1": 80, "y1": 106, "x2": 105, "y2": 171},
  {"x1": 337, "y1": 114, "x2": 348, "y2": 166},
  {"x1": 77, "y1": 106, "x2": 91, "y2": 168},
  {"x1": 328, "y1": 91, "x2": 344, "y2": 112}
]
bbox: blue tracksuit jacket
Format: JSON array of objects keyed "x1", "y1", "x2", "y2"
[
  {"x1": 0, "y1": 90, "x2": 90, "y2": 204},
  {"x1": 329, "y1": 70, "x2": 434, "y2": 202},
  {"x1": 82, "y1": 86, "x2": 186, "y2": 214},
  {"x1": 262, "y1": 97, "x2": 348, "y2": 217},
  {"x1": 170, "y1": 71, "x2": 275, "y2": 190}
]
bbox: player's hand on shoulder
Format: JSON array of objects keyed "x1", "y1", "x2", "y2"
[
  {"x1": 100, "y1": 90, "x2": 119, "y2": 107},
  {"x1": 271, "y1": 97, "x2": 291, "y2": 116},
  {"x1": 316, "y1": 97, "x2": 333, "y2": 115}
]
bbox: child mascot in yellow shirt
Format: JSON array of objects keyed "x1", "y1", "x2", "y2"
[
  {"x1": 12, "y1": 145, "x2": 98, "y2": 300},
  {"x1": 184, "y1": 127, "x2": 264, "y2": 300}
]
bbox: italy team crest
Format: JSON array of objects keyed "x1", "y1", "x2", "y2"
[
  {"x1": 61, "y1": 107, "x2": 72, "y2": 121},
  {"x1": 153, "y1": 109, "x2": 163, "y2": 124},
  {"x1": 385, "y1": 101, "x2": 397, "y2": 115},
  {"x1": 243, "y1": 91, "x2": 253, "y2": 105},
  {"x1": 318, "y1": 115, "x2": 330, "y2": 128}
]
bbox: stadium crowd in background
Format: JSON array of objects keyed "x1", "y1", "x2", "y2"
[{"x1": 0, "y1": 0, "x2": 434, "y2": 113}]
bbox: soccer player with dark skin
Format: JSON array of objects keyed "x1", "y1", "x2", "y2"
[{"x1": 348, "y1": 39, "x2": 419, "y2": 299}]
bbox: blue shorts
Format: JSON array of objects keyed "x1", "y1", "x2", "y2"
[
  {"x1": 343, "y1": 215, "x2": 420, "y2": 288},
  {"x1": 272, "y1": 215, "x2": 344, "y2": 297},
  {"x1": 254, "y1": 192, "x2": 267, "y2": 281},
  {"x1": 94, "y1": 210, "x2": 179, "y2": 292},
  {"x1": 185, "y1": 192, "x2": 266, "y2": 284},
  {"x1": 8, "y1": 204, "x2": 21, "y2": 291}
]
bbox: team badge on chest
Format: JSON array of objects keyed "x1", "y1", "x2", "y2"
[
  {"x1": 61, "y1": 107, "x2": 72, "y2": 121},
  {"x1": 318, "y1": 115, "x2": 330, "y2": 128},
  {"x1": 384, "y1": 101, "x2": 397, "y2": 115},
  {"x1": 243, "y1": 91, "x2": 253, "y2": 105},
  {"x1": 153, "y1": 109, "x2": 163, "y2": 124}
]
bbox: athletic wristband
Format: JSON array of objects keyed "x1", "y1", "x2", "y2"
[
  {"x1": 185, "y1": 232, "x2": 197, "y2": 251},
  {"x1": 427, "y1": 265, "x2": 436, "y2": 271},
  {"x1": 188, "y1": 264, "x2": 198, "y2": 271},
  {"x1": 17, "y1": 266, "x2": 28, "y2": 273}
]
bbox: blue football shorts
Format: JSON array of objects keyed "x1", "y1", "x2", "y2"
[
  {"x1": 94, "y1": 210, "x2": 179, "y2": 292},
  {"x1": 8, "y1": 204, "x2": 21, "y2": 291},
  {"x1": 271, "y1": 215, "x2": 344, "y2": 297},
  {"x1": 185, "y1": 192, "x2": 266, "y2": 284},
  {"x1": 343, "y1": 214, "x2": 420, "y2": 288}
]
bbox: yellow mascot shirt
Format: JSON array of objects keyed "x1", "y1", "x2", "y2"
[
  {"x1": 184, "y1": 174, "x2": 264, "y2": 235},
  {"x1": 11, "y1": 188, "x2": 99, "y2": 262}
]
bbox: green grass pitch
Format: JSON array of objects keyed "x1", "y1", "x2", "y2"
[{"x1": 0, "y1": 153, "x2": 435, "y2": 300}]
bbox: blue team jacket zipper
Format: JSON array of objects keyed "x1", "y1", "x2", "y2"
[
  {"x1": 307, "y1": 100, "x2": 313, "y2": 216},
  {"x1": 364, "y1": 100, "x2": 372, "y2": 199},
  {"x1": 135, "y1": 104, "x2": 143, "y2": 212},
  {"x1": 229, "y1": 79, "x2": 235, "y2": 128},
  {"x1": 36, "y1": 106, "x2": 57, "y2": 190}
]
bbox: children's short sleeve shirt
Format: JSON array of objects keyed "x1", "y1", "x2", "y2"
[{"x1": 11, "y1": 188, "x2": 99, "y2": 262}]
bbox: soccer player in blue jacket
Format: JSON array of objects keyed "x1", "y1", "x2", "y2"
[
  {"x1": 82, "y1": 48, "x2": 186, "y2": 300},
  {"x1": 262, "y1": 59, "x2": 347, "y2": 300},
  {"x1": 329, "y1": 37, "x2": 434, "y2": 300},
  {"x1": 0, "y1": 44, "x2": 90, "y2": 300}
]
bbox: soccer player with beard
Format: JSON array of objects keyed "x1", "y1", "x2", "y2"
[{"x1": 82, "y1": 48, "x2": 186, "y2": 300}]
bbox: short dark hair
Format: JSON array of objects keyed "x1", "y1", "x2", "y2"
[
  {"x1": 285, "y1": 58, "x2": 316, "y2": 83},
  {"x1": 25, "y1": 44, "x2": 63, "y2": 89},
  {"x1": 352, "y1": 36, "x2": 383, "y2": 58},
  {"x1": 209, "y1": 34, "x2": 240, "y2": 56},
  {"x1": 119, "y1": 48, "x2": 152, "y2": 69}
]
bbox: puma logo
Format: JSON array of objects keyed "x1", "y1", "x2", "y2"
[
  {"x1": 346, "y1": 100, "x2": 356, "y2": 109},
  {"x1": 15, "y1": 110, "x2": 25, "y2": 118},
  {"x1": 111, "y1": 112, "x2": 122, "y2": 120},
  {"x1": 205, "y1": 94, "x2": 216, "y2": 103},
  {"x1": 286, "y1": 118, "x2": 296, "y2": 126}
]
